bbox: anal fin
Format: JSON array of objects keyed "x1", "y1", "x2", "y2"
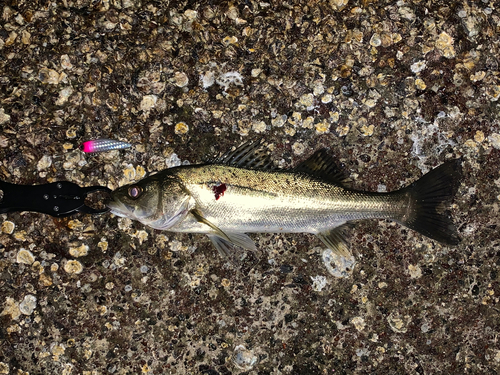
[{"x1": 316, "y1": 224, "x2": 352, "y2": 257}]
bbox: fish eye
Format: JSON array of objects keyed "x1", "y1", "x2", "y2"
[{"x1": 128, "y1": 185, "x2": 143, "y2": 199}]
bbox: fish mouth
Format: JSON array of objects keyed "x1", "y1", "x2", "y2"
[{"x1": 106, "y1": 198, "x2": 133, "y2": 219}]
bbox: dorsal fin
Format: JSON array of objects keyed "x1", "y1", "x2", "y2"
[
  {"x1": 213, "y1": 138, "x2": 274, "y2": 169},
  {"x1": 294, "y1": 149, "x2": 350, "y2": 187}
]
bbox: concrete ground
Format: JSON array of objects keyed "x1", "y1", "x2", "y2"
[{"x1": 0, "y1": 0, "x2": 499, "y2": 373}]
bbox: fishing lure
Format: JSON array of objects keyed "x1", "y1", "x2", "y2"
[{"x1": 81, "y1": 139, "x2": 132, "y2": 153}]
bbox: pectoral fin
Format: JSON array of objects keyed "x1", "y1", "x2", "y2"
[
  {"x1": 190, "y1": 209, "x2": 232, "y2": 241},
  {"x1": 316, "y1": 224, "x2": 352, "y2": 257}
]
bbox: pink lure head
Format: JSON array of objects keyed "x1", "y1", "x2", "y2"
[{"x1": 82, "y1": 141, "x2": 96, "y2": 153}]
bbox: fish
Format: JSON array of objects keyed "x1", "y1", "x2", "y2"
[
  {"x1": 81, "y1": 139, "x2": 132, "y2": 153},
  {"x1": 107, "y1": 139, "x2": 463, "y2": 264}
]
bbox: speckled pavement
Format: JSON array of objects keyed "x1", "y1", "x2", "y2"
[{"x1": 1, "y1": 1, "x2": 499, "y2": 374}]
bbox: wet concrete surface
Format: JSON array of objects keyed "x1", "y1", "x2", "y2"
[{"x1": 1, "y1": 0, "x2": 500, "y2": 373}]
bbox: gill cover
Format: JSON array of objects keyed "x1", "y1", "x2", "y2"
[{"x1": 151, "y1": 172, "x2": 195, "y2": 230}]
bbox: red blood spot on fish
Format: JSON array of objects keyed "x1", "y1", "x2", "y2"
[{"x1": 212, "y1": 183, "x2": 227, "y2": 200}]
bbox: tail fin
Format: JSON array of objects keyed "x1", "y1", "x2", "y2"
[{"x1": 399, "y1": 159, "x2": 463, "y2": 245}]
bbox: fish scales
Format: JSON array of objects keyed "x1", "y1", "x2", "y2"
[{"x1": 172, "y1": 165, "x2": 407, "y2": 234}]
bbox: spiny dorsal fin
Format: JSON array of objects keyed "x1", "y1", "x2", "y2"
[
  {"x1": 294, "y1": 149, "x2": 351, "y2": 187},
  {"x1": 213, "y1": 138, "x2": 274, "y2": 169}
]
